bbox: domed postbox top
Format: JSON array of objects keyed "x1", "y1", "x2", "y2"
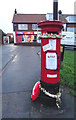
[{"x1": 38, "y1": 20, "x2": 63, "y2": 33}]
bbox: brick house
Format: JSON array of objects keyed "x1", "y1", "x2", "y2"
[
  {"x1": 12, "y1": 11, "x2": 46, "y2": 44},
  {"x1": 46, "y1": 13, "x2": 76, "y2": 33},
  {"x1": 6, "y1": 33, "x2": 14, "y2": 43},
  {"x1": 60, "y1": 14, "x2": 76, "y2": 33},
  {"x1": 12, "y1": 10, "x2": 76, "y2": 44},
  {"x1": 0, "y1": 29, "x2": 6, "y2": 44}
]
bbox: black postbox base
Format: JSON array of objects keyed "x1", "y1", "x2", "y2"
[
  {"x1": 38, "y1": 80, "x2": 60, "y2": 106},
  {"x1": 40, "y1": 80, "x2": 59, "y2": 95}
]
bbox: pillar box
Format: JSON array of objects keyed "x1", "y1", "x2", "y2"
[
  {"x1": 38, "y1": 21, "x2": 63, "y2": 95},
  {"x1": 31, "y1": 20, "x2": 63, "y2": 108}
]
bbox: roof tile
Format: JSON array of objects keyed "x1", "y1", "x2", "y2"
[{"x1": 12, "y1": 14, "x2": 46, "y2": 23}]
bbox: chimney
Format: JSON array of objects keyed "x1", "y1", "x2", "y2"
[
  {"x1": 53, "y1": 0, "x2": 58, "y2": 20},
  {"x1": 14, "y1": 9, "x2": 17, "y2": 15},
  {"x1": 59, "y1": 10, "x2": 62, "y2": 15},
  {"x1": 58, "y1": 10, "x2": 62, "y2": 21}
]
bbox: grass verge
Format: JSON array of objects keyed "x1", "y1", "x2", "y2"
[{"x1": 60, "y1": 50, "x2": 76, "y2": 96}]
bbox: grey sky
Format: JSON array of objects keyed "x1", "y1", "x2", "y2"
[{"x1": 0, "y1": 0, "x2": 75, "y2": 33}]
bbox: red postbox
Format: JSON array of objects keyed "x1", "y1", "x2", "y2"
[
  {"x1": 38, "y1": 21, "x2": 63, "y2": 94},
  {"x1": 31, "y1": 20, "x2": 63, "y2": 107}
]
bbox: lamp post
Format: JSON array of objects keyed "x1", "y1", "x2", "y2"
[{"x1": 53, "y1": 0, "x2": 58, "y2": 20}]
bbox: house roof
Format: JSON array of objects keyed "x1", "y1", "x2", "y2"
[
  {"x1": 12, "y1": 14, "x2": 46, "y2": 23},
  {"x1": 7, "y1": 33, "x2": 14, "y2": 36},
  {"x1": 62, "y1": 14, "x2": 76, "y2": 17},
  {"x1": 12, "y1": 13, "x2": 76, "y2": 24},
  {"x1": 62, "y1": 14, "x2": 76, "y2": 23}
]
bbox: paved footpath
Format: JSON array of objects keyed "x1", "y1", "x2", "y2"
[{"x1": 0, "y1": 44, "x2": 75, "y2": 119}]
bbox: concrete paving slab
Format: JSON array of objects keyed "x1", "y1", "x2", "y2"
[{"x1": 2, "y1": 87, "x2": 74, "y2": 118}]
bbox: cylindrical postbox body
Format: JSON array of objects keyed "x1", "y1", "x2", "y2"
[{"x1": 38, "y1": 21, "x2": 63, "y2": 94}]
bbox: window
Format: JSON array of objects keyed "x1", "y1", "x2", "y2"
[
  {"x1": 46, "y1": 13, "x2": 53, "y2": 21},
  {"x1": 18, "y1": 24, "x2": 28, "y2": 30},
  {"x1": 32, "y1": 24, "x2": 38, "y2": 30},
  {"x1": 21, "y1": 35, "x2": 37, "y2": 43},
  {"x1": 32, "y1": 24, "x2": 41, "y2": 30},
  {"x1": 67, "y1": 27, "x2": 76, "y2": 32},
  {"x1": 13, "y1": 24, "x2": 16, "y2": 31},
  {"x1": 66, "y1": 16, "x2": 76, "y2": 23}
]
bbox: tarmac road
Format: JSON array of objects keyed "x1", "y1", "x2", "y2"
[{"x1": 0, "y1": 44, "x2": 75, "y2": 119}]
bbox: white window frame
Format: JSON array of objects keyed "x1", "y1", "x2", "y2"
[
  {"x1": 32, "y1": 24, "x2": 38, "y2": 30},
  {"x1": 67, "y1": 27, "x2": 76, "y2": 32},
  {"x1": 18, "y1": 24, "x2": 28, "y2": 30}
]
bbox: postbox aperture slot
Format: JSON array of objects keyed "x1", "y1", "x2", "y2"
[{"x1": 47, "y1": 32, "x2": 58, "y2": 34}]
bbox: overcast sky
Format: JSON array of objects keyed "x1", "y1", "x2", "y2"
[{"x1": 0, "y1": 0, "x2": 75, "y2": 33}]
